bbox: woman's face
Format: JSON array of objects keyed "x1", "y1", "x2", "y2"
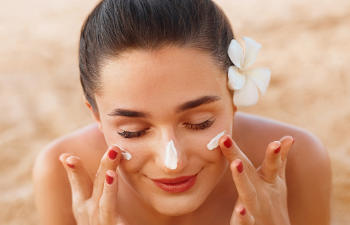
[{"x1": 89, "y1": 45, "x2": 237, "y2": 216}]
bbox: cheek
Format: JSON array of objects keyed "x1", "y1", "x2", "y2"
[
  {"x1": 187, "y1": 121, "x2": 233, "y2": 162},
  {"x1": 190, "y1": 136, "x2": 225, "y2": 163},
  {"x1": 102, "y1": 116, "x2": 233, "y2": 172},
  {"x1": 118, "y1": 143, "x2": 151, "y2": 174},
  {"x1": 101, "y1": 126, "x2": 149, "y2": 172}
]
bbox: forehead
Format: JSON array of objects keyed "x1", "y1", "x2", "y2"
[{"x1": 97, "y1": 45, "x2": 227, "y2": 114}]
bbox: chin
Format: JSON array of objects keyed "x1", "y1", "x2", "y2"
[
  {"x1": 145, "y1": 177, "x2": 217, "y2": 216},
  {"x1": 150, "y1": 194, "x2": 206, "y2": 216},
  {"x1": 137, "y1": 165, "x2": 227, "y2": 216}
]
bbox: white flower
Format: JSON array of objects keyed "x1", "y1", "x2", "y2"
[{"x1": 227, "y1": 37, "x2": 271, "y2": 107}]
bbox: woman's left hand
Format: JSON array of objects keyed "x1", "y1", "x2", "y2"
[{"x1": 219, "y1": 134, "x2": 294, "y2": 225}]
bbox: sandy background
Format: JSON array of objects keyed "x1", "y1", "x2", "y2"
[{"x1": 0, "y1": 0, "x2": 349, "y2": 224}]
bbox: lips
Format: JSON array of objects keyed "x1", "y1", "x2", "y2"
[
  {"x1": 151, "y1": 175, "x2": 197, "y2": 184},
  {"x1": 151, "y1": 173, "x2": 198, "y2": 193}
]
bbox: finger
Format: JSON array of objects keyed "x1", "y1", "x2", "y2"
[
  {"x1": 279, "y1": 136, "x2": 294, "y2": 179},
  {"x1": 219, "y1": 135, "x2": 256, "y2": 176},
  {"x1": 59, "y1": 153, "x2": 92, "y2": 205},
  {"x1": 99, "y1": 170, "x2": 118, "y2": 225},
  {"x1": 92, "y1": 145, "x2": 122, "y2": 201},
  {"x1": 231, "y1": 204, "x2": 255, "y2": 225},
  {"x1": 231, "y1": 159, "x2": 258, "y2": 208},
  {"x1": 258, "y1": 140, "x2": 282, "y2": 183}
]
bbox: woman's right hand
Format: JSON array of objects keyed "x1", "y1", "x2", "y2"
[{"x1": 59, "y1": 145, "x2": 123, "y2": 225}]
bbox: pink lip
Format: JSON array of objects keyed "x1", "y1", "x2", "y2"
[
  {"x1": 151, "y1": 174, "x2": 197, "y2": 184},
  {"x1": 151, "y1": 174, "x2": 198, "y2": 193}
]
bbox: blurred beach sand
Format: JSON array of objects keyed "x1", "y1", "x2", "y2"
[{"x1": 0, "y1": 0, "x2": 349, "y2": 224}]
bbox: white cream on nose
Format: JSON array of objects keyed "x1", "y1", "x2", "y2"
[
  {"x1": 207, "y1": 130, "x2": 226, "y2": 150},
  {"x1": 164, "y1": 140, "x2": 178, "y2": 169}
]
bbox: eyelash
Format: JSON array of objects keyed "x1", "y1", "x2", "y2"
[{"x1": 117, "y1": 118, "x2": 215, "y2": 139}]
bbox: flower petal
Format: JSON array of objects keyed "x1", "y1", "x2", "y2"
[
  {"x1": 228, "y1": 39, "x2": 244, "y2": 69},
  {"x1": 242, "y1": 37, "x2": 261, "y2": 69},
  {"x1": 228, "y1": 66, "x2": 246, "y2": 90},
  {"x1": 233, "y1": 78, "x2": 259, "y2": 107},
  {"x1": 246, "y1": 68, "x2": 271, "y2": 95}
]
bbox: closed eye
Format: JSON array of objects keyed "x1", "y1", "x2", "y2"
[
  {"x1": 117, "y1": 118, "x2": 215, "y2": 139},
  {"x1": 183, "y1": 118, "x2": 215, "y2": 130}
]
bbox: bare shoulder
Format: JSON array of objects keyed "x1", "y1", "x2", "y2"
[
  {"x1": 33, "y1": 123, "x2": 108, "y2": 184},
  {"x1": 234, "y1": 112, "x2": 329, "y2": 165},
  {"x1": 32, "y1": 123, "x2": 107, "y2": 225},
  {"x1": 235, "y1": 112, "x2": 331, "y2": 225}
]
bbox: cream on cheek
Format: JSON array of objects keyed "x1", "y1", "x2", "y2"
[
  {"x1": 112, "y1": 143, "x2": 133, "y2": 160},
  {"x1": 164, "y1": 139, "x2": 178, "y2": 169},
  {"x1": 206, "y1": 130, "x2": 226, "y2": 150},
  {"x1": 110, "y1": 130, "x2": 225, "y2": 163},
  {"x1": 112, "y1": 140, "x2": 179, "y2": 170}
]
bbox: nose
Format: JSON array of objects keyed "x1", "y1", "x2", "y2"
[
  {"x1": 164, "y1": 140, "x2": 178, "y2": 170},
  {"x1": 155, "y1": 132, "x2": 188, "y2": 174}
]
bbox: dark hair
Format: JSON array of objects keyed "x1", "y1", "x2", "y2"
[{"x1": 79, "y1": 0, "x2": 234, "y2": 113}]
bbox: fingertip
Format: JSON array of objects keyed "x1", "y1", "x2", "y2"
[
  {"x1": 272, "y1": 140, "x2": 281, "y2": 148},
  {"x1": 219, "y1": 136, "x2": 234, "y2": 161},
  {"x1": 109, "y1": 145, "x2": 125, "y2": 162},
  {"x1": 105, "y1": 170, "x2": 116, "y2": 185},
  {"x1": 268, "y1": 141, "x2": 281, "y2": 154},
  {"x1": 289, "y1": 136, "x2": 295, "y2": 145},
  {"x1": 230, "y1": 159, "x2": 243, "y2": 173},
  {"x1": 109, "y1": 144, "x2": 120, "y2": 153},
  {"x1": 59, "y1": 153, "x2": 76, "y2": 169},
  {"x1": 100, "y1": 170, "x2": 119, "y2": 221},
  {"x1": 66, "y1": 155, "x2": 79, "y2": 162},
  {"x1": 66, "y1": 155, "x2": 80, "y2": 169},
  {"x1": 273, "y1": 142, "x2": 281, "y2": 154},
  {"x1": 232, "y1": 158, "x2": 241, "y2": 167},
  {"x1": 221, "y1": 135, "x2": 233, "y2": 149},
  {"x1": 106, "y1": 169, "x2": 115, "y2": 177},
  {"x1": 111, "y1": 144, "x2": 124, "y2": 154},
  {"x1": 235, "y1": 207, "x2": 255, "y2": 225},
  {"x1": 218, "y1": 134, "x2": 227, "y2": 145},
  {"x1": 58, "y1": 153, "x2": 70, "y2": 163},
  {"x1": 239, "y1": 207, "x2": 246, "y2": 216},
  {"x1": 235, "y1": 205, "x2": 246, "y2": 217},
  {"x1": 280, "y1": 135, "x2": 294, "y2": 144}
]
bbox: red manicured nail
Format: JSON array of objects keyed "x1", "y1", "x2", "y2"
[
  {"x1": 274, "y1": 146, "x2": 281, "y2": 154},
  {"x1": 106, "y1": 174, "x2": 114, "y2": 184},
  {"x1": 108, "y1": 149, "x2": 118, "y2": 160},
  {"x1": 66, "y1": 156, "x2": 76, "y2": 169},
  {"x1": 224, "y1": 137, "x2": 232, "y2": 148},
  {"x1": 240, "y1": 207, "x2": 246, "y2": 216},
  {"x1": 236, "y1": 161, "x2": 243, "y2": 173}
]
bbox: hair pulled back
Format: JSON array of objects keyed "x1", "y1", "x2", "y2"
[{"x1": 79, "y1": 0, "x2": 234, "y2": 113}]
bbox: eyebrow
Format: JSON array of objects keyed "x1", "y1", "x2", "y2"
[{"x1": 107, "y1": 95, "x2": 221, "y2": 118}]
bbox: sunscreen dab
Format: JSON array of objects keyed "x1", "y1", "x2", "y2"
[
  {"x1": 164, "y1": 140, "x2": 178, "y2": 169},
  {"x1": 112, "y1": 144, "x2": 132, "y2": 160},
  {"x1": 207, "y1": 130, "x2": 226, "y2": 150}
]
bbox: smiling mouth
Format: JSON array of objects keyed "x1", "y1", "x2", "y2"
[
  {"x1": 151, "y1": 174, "x2": 198, "y2": 184},
  {"x1": 152, "y1": 175, "x2": 198, "y2": 193},
  {"x1": 147, "y1": 169, "x2": 202, "y2": 193}
]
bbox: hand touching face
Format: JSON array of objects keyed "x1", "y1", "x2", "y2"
[
  {"x1": 59, "y1": 145, "x2": 124, "y2": 225},
  {"x1": 219, "y1": 134, "x2": 294, "y2": 225}
]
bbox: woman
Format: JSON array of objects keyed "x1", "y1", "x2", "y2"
[{"x1": 33, "y1": 0, "x2": 331, "y2": 224}]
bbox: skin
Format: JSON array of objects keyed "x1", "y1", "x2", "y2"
[{"x1": 33, "y1": 45, "x2": 332, "y2": 225}]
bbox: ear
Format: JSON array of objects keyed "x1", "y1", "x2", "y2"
[
  {"x1": 84, "y1": 100, "x2": 103, "y2": 131},
  {"x1": 230, "y1": 90, "x2": 238, "y2": 115}
]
